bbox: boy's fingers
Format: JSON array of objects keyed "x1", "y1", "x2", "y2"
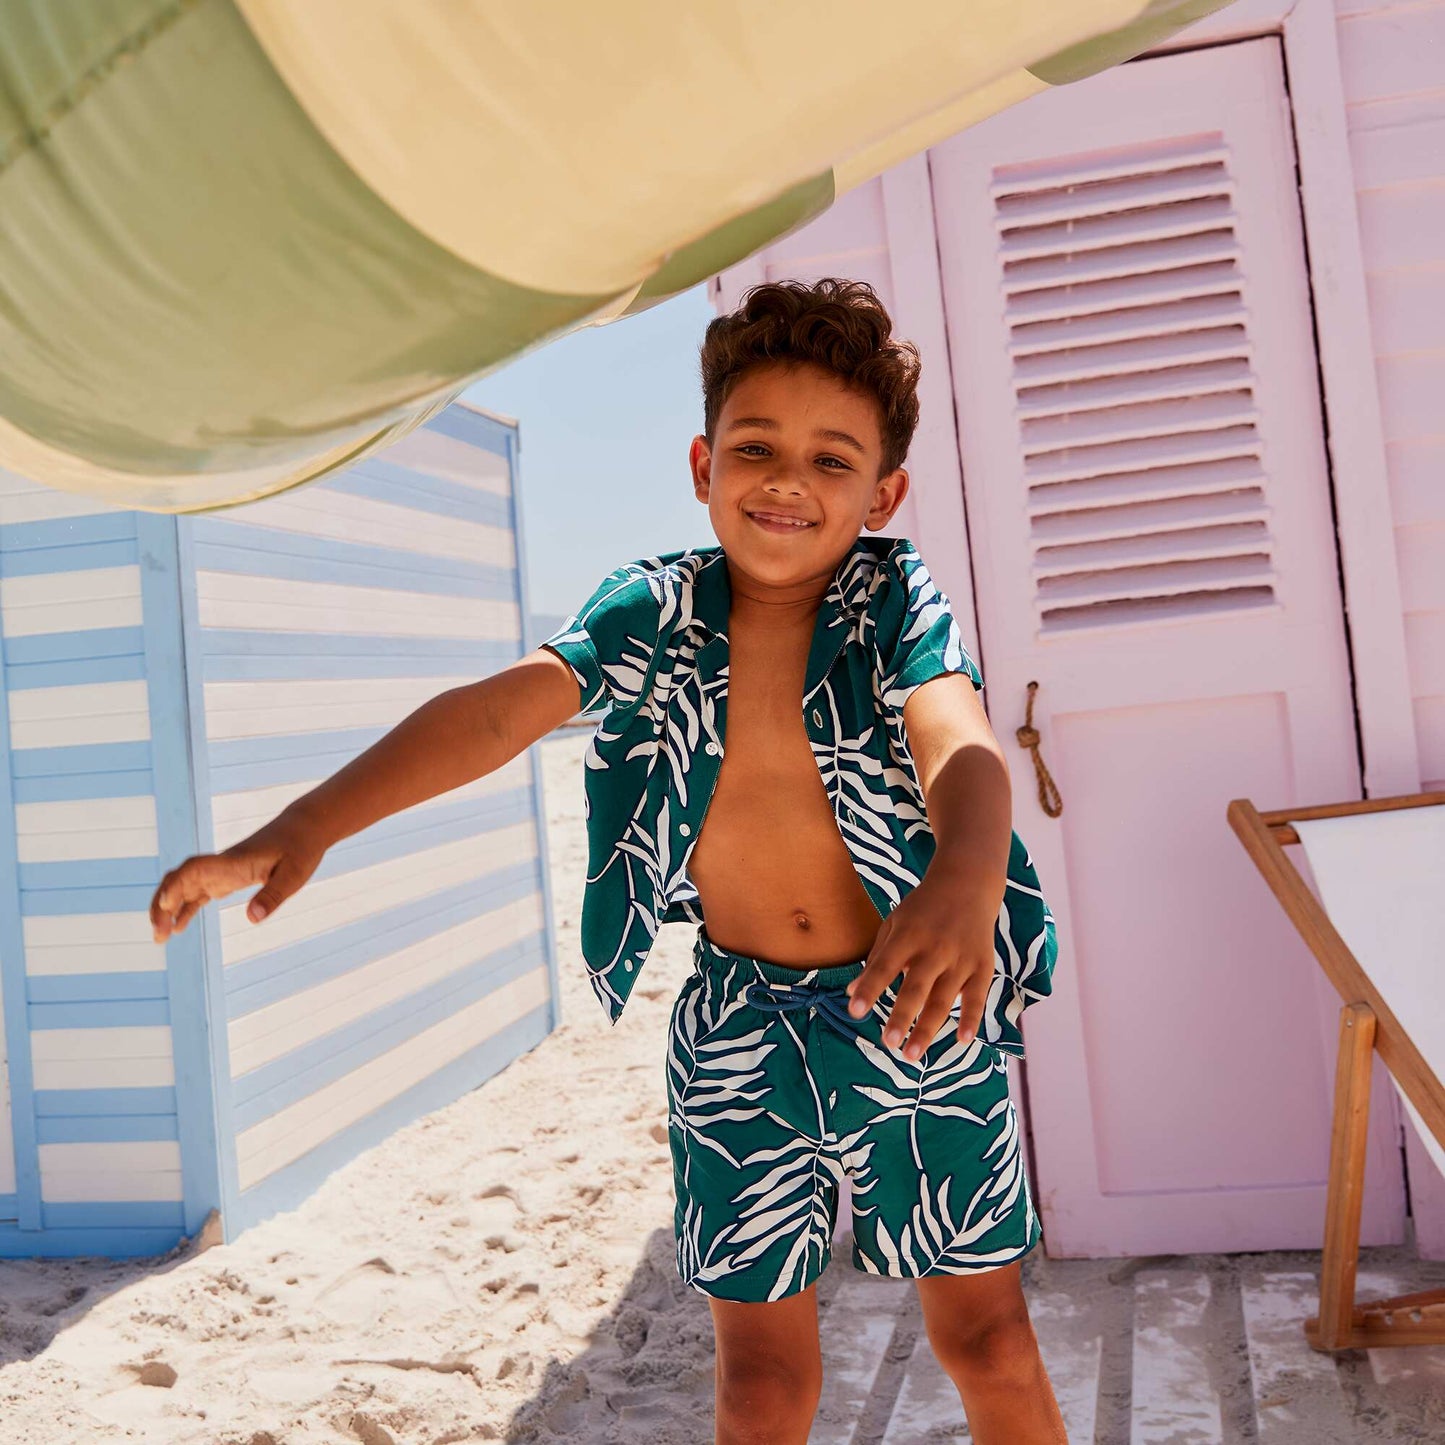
[
  {"x1": 152, "y1": 866, "x2": 198, "y2": 936},
  {"x1": 246, "y1": 857, "x2": 308, "y2": 924},
  {"x1": 846, "y1": 920, "x2": 900, "y2": 1017},
  {"x1": 956, "y1": 969, "x2": 994, "y2": 1044},
  {"x1": 152, "y1": 865, "x2": 216, "y2": 940},
  {"x1": 880, "y1": 966, "x2": 940, "y2": 1049},
  {"x1": 174, "y1": 898, "x2": 205, "y2": 930},
  {"x1": 847, "y1": 960, "x2": 900, "y2": 1019},
  {"x1": 902, "y1": 986, "x2": 956, "y2": 1062},
  {"x1": 152, "y1": 850, "x2": 272, "y2": 939},
  {"x1": 150, "y1": 877, "x2": 173, "y2": 928},
  {"x1": 156, "y1": 855, "x2": 237, "y2": 914}
]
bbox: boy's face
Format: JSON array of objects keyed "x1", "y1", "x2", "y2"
[{"x1": 689, "y1": 360, "x2": 909, "y2": 589}]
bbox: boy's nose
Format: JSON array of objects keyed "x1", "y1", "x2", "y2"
[{"x1": 765, "y1": 472, "x2": 807, "y2": 495}]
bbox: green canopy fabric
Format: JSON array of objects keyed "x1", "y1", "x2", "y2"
[{"x1": 0, "y1": 0, "x2": 1234, "y2": 512}]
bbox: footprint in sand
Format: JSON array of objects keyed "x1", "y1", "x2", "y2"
[
  {"x1": 347, "y1": 1410, "x2": 399, "y2": 1445},
  {"x1": 468, "y1": 1187, "x2": 524, "y2": 1240},
  {"x1": 36, "y1": 1284, "x2": 88, "y2": 1317},
  {"x1": 475, "y1": 1182, "x2": 523, "y2": 1210},
  {"x1": 313, "y1": 1258, "x2": 472, "y2": 1350}
]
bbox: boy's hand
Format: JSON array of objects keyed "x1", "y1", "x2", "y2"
[
  {"x1": 150, "y1": 807, "x2": 326, "y2": 943},
  {"x1": 846, "y1": 871, "x2": 998, "y2": 1061}
]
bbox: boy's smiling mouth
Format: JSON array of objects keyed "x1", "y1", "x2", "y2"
[{"x1": 746, "y1": 509, "x2": 817, "y2": 531}]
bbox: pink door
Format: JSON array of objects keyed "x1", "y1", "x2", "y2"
[{"x1": 927, "y1": 37, "x2": 1406, "y2": 1256}]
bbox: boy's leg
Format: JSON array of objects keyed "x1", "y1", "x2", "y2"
[
  {"x1": 914, "y1": 1264, "x2": 1067, "y2": 1445},
  {"x1": 710, "y1": 1286, "x2": 823, "y2": 1445}
]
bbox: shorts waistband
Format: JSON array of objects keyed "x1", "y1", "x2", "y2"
[{"x1": 695, "y1": 925, "x2": 866, "y2": 992}]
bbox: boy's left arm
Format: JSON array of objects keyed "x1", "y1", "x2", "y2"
[{"x1": 846, "y1": 672, "x2": 1012, "y2": 1060}]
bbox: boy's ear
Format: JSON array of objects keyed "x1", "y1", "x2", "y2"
[
  {"x1": 689, "y1": 434, "x2": 712, "y2": 502},
  {"x1": 865, "y1": 466, "x2": 909, "y2": 529}
]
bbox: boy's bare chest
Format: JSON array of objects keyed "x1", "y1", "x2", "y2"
[{"x1": 685, "y1": 617, "x2": 880, "y2": 958}]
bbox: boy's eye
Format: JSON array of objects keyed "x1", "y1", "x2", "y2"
[{"x1": 736, "y1": 443, "x2": 851, "y2": 471}]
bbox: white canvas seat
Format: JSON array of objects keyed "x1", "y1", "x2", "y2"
[
  {"x1": 1229, "y1": 792, "x2": 1445, "y2": 1352},
  {"x1": 1293, "y1": 805, "x2": 1445, "y2": 1187}
]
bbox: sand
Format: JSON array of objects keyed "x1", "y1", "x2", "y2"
[
  {"x1": 0, "y1": 730, "x2": 723, "y2": 1444},
  {"x1": 6, "y1": 731, "x2": 1444, "y2": 1444}
]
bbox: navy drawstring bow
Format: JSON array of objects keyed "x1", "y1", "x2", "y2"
[{"x1": 742, "y1": 979, "x2": 868, "y2": 1040}]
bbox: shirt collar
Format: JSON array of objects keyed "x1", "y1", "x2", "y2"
[{"x1": 688, "y1": 535, "x2": 874, "y2": 641}]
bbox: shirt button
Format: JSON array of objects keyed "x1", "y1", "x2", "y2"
[
  {"x1": 679, "y1": 823, "x2": 691, "y2": 836},
  {"x1": 811, "y1": 708, "x2": 824, "y2": 728},
  {"x1": 705, "y1": 742, "x2": 719, "y2": 756}
]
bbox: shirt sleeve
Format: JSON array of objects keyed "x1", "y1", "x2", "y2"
[
  {"x1": 874, "y1": 538, "x2": 984, "y2": 709},
  {"x1": 538, "y1": 561, "x2": 657, "y2": 718}
]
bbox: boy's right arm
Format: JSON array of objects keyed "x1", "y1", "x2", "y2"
[{"x1": 149, "y1": 646, "x2": 584, "y2": 942}]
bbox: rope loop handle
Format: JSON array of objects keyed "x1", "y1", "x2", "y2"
[{"x1": 1016, "y1": 681, "x2": 1063, "y2": 818}]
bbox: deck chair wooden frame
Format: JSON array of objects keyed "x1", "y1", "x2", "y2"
[{"x1": 1229, "y1": 791, "x2": 1445, "y2": 1352}]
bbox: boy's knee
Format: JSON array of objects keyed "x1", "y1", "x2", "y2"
[
  {"x1": 716, "y1": 1348, "x2": 822, "y2": 1435},
  {"x1": 927, "y1": 1302, "x2": 1040, "y2": 1385}
]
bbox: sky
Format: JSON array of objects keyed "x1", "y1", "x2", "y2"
[{"x1": 463, "y1": 284, "x2": 720, "y2": 624}]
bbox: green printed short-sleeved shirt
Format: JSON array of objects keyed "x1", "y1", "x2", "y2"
[{"x1": 539, "y1": 533, "x2": 1058, "y2": 1056}]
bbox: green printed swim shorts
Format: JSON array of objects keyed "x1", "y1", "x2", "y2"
[{"x1": 666, "y1": 927, "x2": 1042, "y2": 1303}]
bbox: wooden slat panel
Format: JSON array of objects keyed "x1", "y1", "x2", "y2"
[
  {"x1": 39, "y1": 1141, "x2": 182, "y2": 1202},
  {"x1": 24, "y1": 912, "x2": 163, "y2": 978},
  {"x1": 14, "y1": 796, "x2": 158, "y2": 864},
  {"x1": 6, "y1": 680, "x2": 150, "y2": 750},
  {"x1": 375, "y1": 429, "x2": 511, "y2": 496},
  {"x1": 811, "y1": 1272, "x2": 900, "y2": 1444},
  {"x1": 234, "y1": 965, "x2": 548, "y2": 1190},
  {"x1": 216, "y1": 820, "x2": 537, "y2": 965},
  {"x1": 209, "y1": 752, "x2": 530, "y2": 845},
  {"x1": 0, "y1": 566, "x2": 143, "y2": 639},
  {"x1": 1240, "y1": 1271, "x2": 1355, "y2": 1442},
  {"x1": 1132, "y1": 1271, "x2": 1223, "y2": 1443},
  {"x1": 201, "y1": 675, "x2": 476, "y2": 742},
  {"x1": 195, "y1": 494, "x2": 517, "y2": 568},
  {"x1": 227, "y1": 892, "x2": 544, "y2": 1074},
  {"x1": 195, "y1": 572, "x2": 519, "y2": 640}
]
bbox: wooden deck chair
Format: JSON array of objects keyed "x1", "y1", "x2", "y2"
[{"x1": 1228, "y1": 791, "x2": 1445, "y2": 1352}]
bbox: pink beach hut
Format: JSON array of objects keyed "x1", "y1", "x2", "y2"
[{"x1": 712, "y1": 0, "x2": 1445, "y2": 1267}]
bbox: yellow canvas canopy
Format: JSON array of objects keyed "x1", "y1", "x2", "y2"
[{"x1": 0, "y1": 0, "x2": 1234, "y2": 512}]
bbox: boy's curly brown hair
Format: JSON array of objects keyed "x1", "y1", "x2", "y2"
[{"x1": 699, "y1": 278, "x2": 922, "y2": 478}]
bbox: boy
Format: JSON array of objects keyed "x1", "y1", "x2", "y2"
[{"x1": 150, "y1": 279, "x2": 1063, "y2": 1444}]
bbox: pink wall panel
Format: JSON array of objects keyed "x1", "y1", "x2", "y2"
[
  {"x1": 1386, "y1": 440, "x2": 1445, "y2": 526},
  {"x1": 1334, "y1": 0, "x2": 1445, "y2": 1250},
  {"x1": 1415, "y1": 698, "x2": 1445, "y2": 788},
  {"x1": 1339, "y1": 0, "x2": 1445, "y2": 810},
  {"x1": 1053, "y1": 691, "x2": 1346, "y2": 1197},
  {"x1": 713, "y1": 2, "x2": 1445, "y2": 1254},
  {"x1": 1374, "y1": 354, "x2": 1445, "y2": 446},
  {"x1": 763, "y1": 177, "x2": 890, "y2": 267},
  {"x1": 1336, "y1": 2, "x2": 1445, "y2": 101}
]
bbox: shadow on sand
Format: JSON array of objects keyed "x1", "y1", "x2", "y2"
[
  {"x1": 498, "y1": 1228, "x2": 867, "y2": 1444},
  {"x1": 0, "y1": 1230, "x2": 203, "y2": 1370},
  {"x1": 498, "y1": 1226, "x2": 716, "y2": 1443}
]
